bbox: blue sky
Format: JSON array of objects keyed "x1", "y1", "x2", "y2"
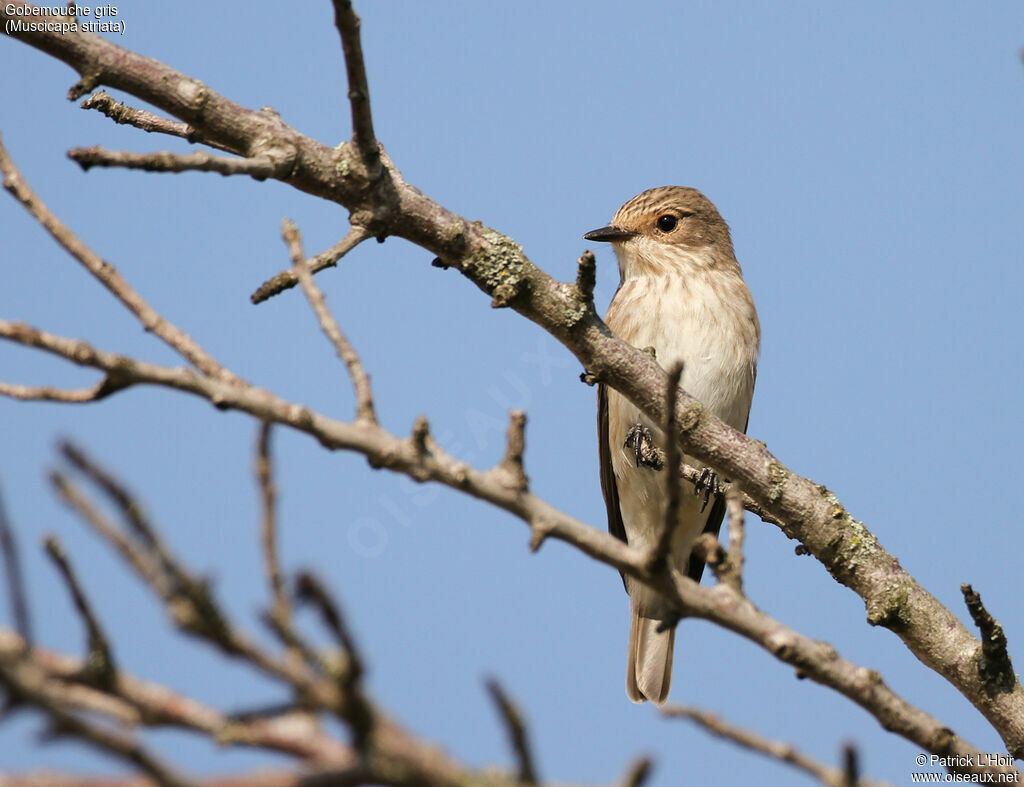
[{"x1": 2, "y1": 2, "x2": 1024, "y2": 784}]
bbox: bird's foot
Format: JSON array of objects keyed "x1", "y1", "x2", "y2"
[
  {"x1": 694, "y1": 467, "x2": 722, "y2": 512},
  {"x1": 623, "y1": 424, "x2": 665, "y2": 470}
]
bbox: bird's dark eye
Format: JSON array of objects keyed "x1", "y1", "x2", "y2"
[{"x1": 656, "y1": 214, "x2": 678, "y2": 232}]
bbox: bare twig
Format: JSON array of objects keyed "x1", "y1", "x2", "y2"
[
  {"x1": 0, "y1": 136, "x2": 238, "y2": 385},
  {"x1": 485, "y1": 677, "x2": 539, "y2": 785},
  {"x1": 617, "y1": 756, "x2": 653, "y2": 787},
  {"x1": 251, "y1": 225, "x2": 370, "y2": 304},
  {"x1": 43, "y1": 704, "x2": 198, "y2": 787},
  {"x1": 43, "y1": 535, "x2": 116, "y2": 688},
  {"x1": 663, "y1": 705, "x2": 886, "y2": 787},
  {"x1": 842, "y1": 742, "x2": 861, "y2": 787},
  {"x1": 68, "y1": 147, "x2": 282, "y2": 180},
  {"x1": 0, "y1": 376, "x2": 130, "y2": 403},
  {"x1": 0, "y1": 481, "x2": 31, "y2": 646},
  {"x1": 962, "y1": 584, "x2": 1016, "y2": 693},
  {"x1": 496, "y1": 410, "x2": 529, "y2": 492},
  {"x1": 256, "y1": 423, "x2": 291, "y2": 638},
  {"x1": 294, "y1": 572, "x2": 373, "y2": 751},
  {"x1": 648, "y1": 361, "x2": 684, "y2": 573},
  {"x1": 332, "y1": 0, "x2": 379, "y2": 174},
  {"x1": 722, "y1": 488, "x2": 745, "y2": 591},
  {"x1": 284, "y1": 219, "x2": 377, "y2": 424},
  {"x1": 575, "y1": 250, "x2": 596, "y2": 304},
  {"x1": 80, "y1": 90, "x2": 235, "y2": 153}
]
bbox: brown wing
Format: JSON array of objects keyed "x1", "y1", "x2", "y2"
[{"x1": 598, "y1": 383, "x2": 629, "y2": 590}]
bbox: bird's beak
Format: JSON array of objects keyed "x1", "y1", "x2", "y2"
[{"x1": 583, "y1": 225, "x2": 637, "y2": 242}]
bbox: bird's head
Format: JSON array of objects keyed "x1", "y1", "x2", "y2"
[{"x1": 584, "y1": 186, "x2": 736, "y2": 278}]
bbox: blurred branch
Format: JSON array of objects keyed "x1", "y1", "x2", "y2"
[
  {"x1": 43, "y1": 535, "x2": 116, "y2": 688},
  {"x1": 663, "y1": 705, "x2": 887, "y2": 787},
  {"x1": 0, "y1": 480, "x2": 31, "y2": 646},
  {"x1": 486, "y1": 678, "x2": 539, "y2": 785},
  {"x1": 256, "y1": 424, "x2": 292, "y2": 642}
]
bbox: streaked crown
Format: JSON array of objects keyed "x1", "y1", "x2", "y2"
[{"x1": 585, "y1": 186, "x2": 737, "y2": 253}]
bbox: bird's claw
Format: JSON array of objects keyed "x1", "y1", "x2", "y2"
[
  {"x1": 694, "y1": 467, "x2": 721, "y2": 512},
  {"x1": 623, "y1": 424, "x2": 664, "y2": 470}
]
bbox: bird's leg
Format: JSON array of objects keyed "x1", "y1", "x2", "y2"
[
  {"x1": 694, "y1": 467, "x2": 722, "y2": 512},
  {"x1": 623, "y1": 424, "x2": 665, "y2": 470}
]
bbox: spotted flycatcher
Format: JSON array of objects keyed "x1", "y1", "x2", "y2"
[{"x1": 584, "y1": 186, "x2": 760, "y2": 704}]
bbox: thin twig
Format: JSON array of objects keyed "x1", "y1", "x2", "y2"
[
  {"x1": 962, "y1": 584, "x2": 1017, "y2": 692},
  {"x1": 284, "y1": 219, "x2": 377, "y2": 424},
  {"x1": 0, "y1": 628, "x2": 352, "y2": 765},
  {"x1": 0, "y1": 481, "x2": 31, "y2": 646},
  {"x1": 496, "y1": 410, "x2": 529, "y2": 492},
  {"x1": 251, "y1": 225, "x2": 370, "y2": 304},
  {"x1": 44, "y1": 703, "x2": 198, "y2": 787},
  {"x1": 68, "y1": 147, "x2": 281, "y2": 180},
  {"x1": 485, "y1": 677, "x2": 538, "y2": 785},
  {"x1": 722, "y1": 488, "x2": 745, "y2": 591},
  {"x1": 331, "y1": 0, "x2": 379, "y2": 174},
  {"x1": 617, "y1": 756, "x2": 653, "y2": 787},
  {"x1": 294, "y1": 572, "x2": 374, "y2": 751},
  {"x1": 648, "y1": 361, "x2": 684, "y2": 572},
  {"x1": 42, "y1": 535, "x2": 117, "y2": 688},
  {"x1": 255, "y1": 423, "x2": 295, "y2": 663},
  {"x1": 0, "y1": 376, "x2": 130, "y2": 403},
  {"x1": 842, "y1": 742, "x2": 861, "y2": 787},
  {"x1": 0, "y1": 136, "x2": 238, "y2": 384},
  {"x1": 80, "y1": 91, "x2": 235, "y2": 153},
  {"x1": 663, "y1": 705, "x2": 885, "y2": 787}
]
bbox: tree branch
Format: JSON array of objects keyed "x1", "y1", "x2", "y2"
[
  {"x1": 663, "y1": 705, "x2": 885, "y2": 787},
  {"x1": 68, "y1": 146, "x2": 284, "y2": 179},
  {"x1": 486, "y1": 677, "x2": 539, "y2": 785},
  {"x1": 43, "y1": 535, "x2": 117, "y2": 688},
  {"x1": 331, "y1": 0, "x2": 379, "y2": 175},
  {"x1": 0, "y1": 320, "x2": 1011, "y2": 775},
  {"x1": 0, "y1": 135, "x2": 239, "y2": 385},
  {"x1": 284, "y1": 219, "x2": 377, "y2": 424},
  {"x1": 80, "y1": 90, "x2": 236, "y2": 153},
  {"x1": 3, "y1": 1, "x2": 1024, "y2": 764},
  {"x1": 255, "y1": 423, "x2": 291, "y2": 641},
  {"x1": 251, "y1": 225, "x2": 370, "y2": 304}
]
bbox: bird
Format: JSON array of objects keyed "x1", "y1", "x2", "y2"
[{"x1": 584, "y1": 186, "x2": 760, "y2": 705}]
